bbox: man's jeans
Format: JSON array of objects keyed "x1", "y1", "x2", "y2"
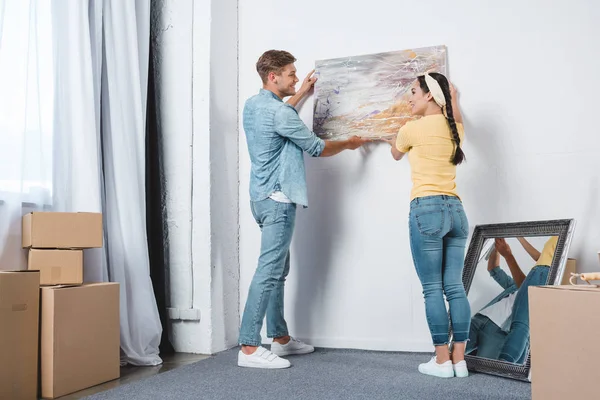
[
  {"x1": 239, "y1": 199, "x2": 296, "y2": 346},
  {"x1": 498, "y1": 265, "x2": 550, "y2": 362},
  {"x1": 467, "y1": 314, "x2": 507, "y2": 359}
]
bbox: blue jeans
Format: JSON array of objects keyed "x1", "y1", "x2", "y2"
[
  {"x1": 498, "y1": 265, "x2": 550, "y2": 362},
  {"x1": 466, "y1": 314, "x2": 506, "y2": 359},
  {"x1": 238, "y1": 199, "x2": 296, "y2": 346},
  {"x1": 409, "y1": 195, "x2": 471, "y2": 346}
]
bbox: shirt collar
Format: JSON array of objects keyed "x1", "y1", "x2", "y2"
[{"x1": 259, "y1": 88, "x2": 283, "y2": 102}]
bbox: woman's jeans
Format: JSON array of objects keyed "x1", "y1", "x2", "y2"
[
  {"x1": 238, "y1": 199, "x2": 296, "y2": 346},
  {"x1": 498, "y1": 265, "x2": 550, "y2": 362},
  {"x1": 409, "y1": 195, "x2": 471, "y2": 346}
]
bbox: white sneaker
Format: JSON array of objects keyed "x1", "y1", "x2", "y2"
[
  {"x1": 237, "y1": 346, "x2": 291, "y2": 369},
  {"x1": 453, "y1": 360, "x2": 469, "y2": 378},
  {"x1": 418, "y1": 356, "x2": 454, "y2": 378},
  {"x1": 270, "y1": 337, "x2": 315, "y2": 357}
]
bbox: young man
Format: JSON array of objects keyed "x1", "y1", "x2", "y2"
[{"x1": 238, "y1": 50, "x2": 368, "y2": 369}]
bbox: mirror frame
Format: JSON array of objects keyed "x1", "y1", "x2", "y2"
[{"x1": 458, "y1": 218, "x2": 576, "y2": 381}]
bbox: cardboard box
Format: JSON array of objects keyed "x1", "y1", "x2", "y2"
[
  {"x1": 0, "y1": 271, "x2": 40, "y2": 400},
  {"x1": 559, "y1": 258, "x2": 577, "y2": 285},
  {"x1": 530, "y1": 285, "x2": 600, "y2": 400},
  {"x1": 22, "y1": 212, "x2": 103, "y2": 249},
  {"x1": 41, "y1": 283, "x2": 120, "y2": 399},
  {"x1": 28, "y1": 249, "x2": 83, "y2": 285}
]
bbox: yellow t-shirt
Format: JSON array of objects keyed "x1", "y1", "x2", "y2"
[
  {"x1": 396, "y1": 114, "x2": 465, "y2": 201},
  {"x1": 536, "y1": 236, "x2": 558, "y2": 267}
]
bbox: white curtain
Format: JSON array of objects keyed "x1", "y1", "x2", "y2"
[
  {"x1": 0, "y1": 0, "x2": 53, "y2": 270},
  {"x1": 52, "y1": 0, "x2": 162, "y2": 366}
]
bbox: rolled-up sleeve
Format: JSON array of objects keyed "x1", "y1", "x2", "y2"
[
  {"x1": 274, "y1": 105, "x2": 325, "y2": 157},
  {"x1": 489, "y1": 266, "x2": 515, "y2": 290}
]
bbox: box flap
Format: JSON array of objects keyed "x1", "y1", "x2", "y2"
[
  {"x1": 531, "y1": 285, "x2": 600, "y2": 293},
  {"x1": 41, "y1": 284, "x2": 84, "y2": 290},
  {"x1": 0, "y1": 270, "x2": 40, "y2": 274}
]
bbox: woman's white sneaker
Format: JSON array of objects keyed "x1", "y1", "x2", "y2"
[
  {"x1": 237, "y1": 346, "x2": 291, "y2": 369},
  {"x1": 270, "y1": 337, "x2": 315, "y2": 357},
  {"x1": 418, "y1": 356, "x2": 454, "y2": 378},
  {"x1": 453, "y1": 360, "x2": 469, "y2": 377}
]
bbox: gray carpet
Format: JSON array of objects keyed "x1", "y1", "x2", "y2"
[{"x1": 84, "y1": 348, "x2": 531, "y2": 400}]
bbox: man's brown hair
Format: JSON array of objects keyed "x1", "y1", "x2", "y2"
[{"x1": 256, "y1": 50, "x2": 296, "y2": 84}]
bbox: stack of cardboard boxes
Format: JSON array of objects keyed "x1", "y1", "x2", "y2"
[{"x1": 0, "y1": 212, "x2": 121, "y2": 400}]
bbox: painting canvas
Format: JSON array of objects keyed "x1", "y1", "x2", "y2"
[{"x1": 313, "y1": 45, "x2": 447, "y2": 140}]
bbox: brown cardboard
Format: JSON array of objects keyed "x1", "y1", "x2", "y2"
[
  {"x1": 559, "y1": 258, "x2": 577, "y2": 285},
  {"x1": 0, "y1": 271, "x2": 40, "y2": 400},
  {"x1": 28, "y1": 249, "x2": 83, "y2": 285},
  {"x1": 40, "y1": 283, "x2": 120, "y2": 399},
  {"x1": 530, "y1": 285, "x2": 600, "y2": 400},
  {"x1": 22, "y1": 212, "x2": 103, "y2": 249}
]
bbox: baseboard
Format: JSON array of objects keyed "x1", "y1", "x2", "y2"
[{"x1": 262, "y1": 336, "x2": 434, "y2": 353}]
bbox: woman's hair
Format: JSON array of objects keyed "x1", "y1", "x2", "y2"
[{"x1": 417, "y1": 73, "x2": 465, "y2": 165}]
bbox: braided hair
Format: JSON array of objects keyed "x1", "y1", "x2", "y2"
[{"x1": 417, "y1": 73, "x2": 465, "y2": 165}]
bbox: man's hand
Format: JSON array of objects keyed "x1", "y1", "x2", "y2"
[
  {"x1": 346, "y1": 135, "x2": 370, "y2": 150},
  {"x1": 286, "y1": 70, "x2": 317, "y2": 108},
  {"x1": 320, "y1": 136, "x2": 370, "y2": 157},
  {"x1": 298, "y1": 69, "x2": 317, "y2": 96},
  {"x1": 494, "y1": 238, "x2": 512, "y2": 258}
]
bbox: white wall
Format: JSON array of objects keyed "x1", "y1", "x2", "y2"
[
  {"x1": 239, "y1": 0, "x2": 600, "y2": 352},
  {"x1": 152, "y1": 0, "x2": 196, "y2": 349},
  {"x1": 206, "y1": 0, "x2": 240, "y2": 352},
  {"x1": 153, "y1": 0, "x2": 239, "y2": 354}
]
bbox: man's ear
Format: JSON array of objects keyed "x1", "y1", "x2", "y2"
[{"x1": 269, "y1": 71, "x2": 277, "y2": 83}]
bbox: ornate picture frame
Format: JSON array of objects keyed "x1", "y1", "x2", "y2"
[{"x1": 459, "y1": 219, "x2": 576, "y2": 381}]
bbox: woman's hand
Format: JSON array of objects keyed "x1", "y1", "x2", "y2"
[
  {"x1": 449, "y1": 82, "x2": 458, "y2": 99},
  {"x1": 379, "y1": 134, "x2": 404, "y2": 160},
  {"x1": 381, "y1": 134, "x2": 397, "y2": 146}
]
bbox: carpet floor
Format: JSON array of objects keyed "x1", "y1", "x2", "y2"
[{"x1": 84, "y1": 348, "x2": 531, "y2": 400}]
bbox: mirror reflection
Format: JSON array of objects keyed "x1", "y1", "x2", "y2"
[{"x1": 466, "y1": 236, "x2": 558, "y2": 363}]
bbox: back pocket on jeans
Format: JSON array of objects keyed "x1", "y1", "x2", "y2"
[
  {"x1": 456, "y1": 208, "x2": 469, "y2": 236},
  {"x1": 414, "y1": 209, "x2": 445, "y2": 236}
]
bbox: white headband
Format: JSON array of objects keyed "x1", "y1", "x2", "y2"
[{"x1": 424, "y1": 74, "x2": 446, "y2": 115}]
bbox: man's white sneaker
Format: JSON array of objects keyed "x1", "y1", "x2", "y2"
[
  {"x1": 237, "y1": 346, "x2": 291, "y2": 369},
  {"x1": 418, "y1": 356, "x2": 454, "y2": 378},
  {"x1": 270, "y1": 337, "x2": 315, "y2": 357},
  {"x1": 453, "y1": 360, "x2": 469, "y2": 378}
]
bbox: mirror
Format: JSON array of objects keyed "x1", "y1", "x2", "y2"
[{"x1": 458, "y1": 219, "x2": 576, "y2": 381}]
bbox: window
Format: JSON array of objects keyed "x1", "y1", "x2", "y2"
[{"x1": 0, "y1": 0, "x2": 54, "y2": 205}]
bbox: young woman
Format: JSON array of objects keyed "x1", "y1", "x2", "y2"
[{"x1": 385, "y1": 72, "x2": 470, "y2": 378}]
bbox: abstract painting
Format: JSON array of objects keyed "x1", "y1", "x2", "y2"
[{"x1": 313, "y1": 45, "x2": 447, "y2": 140}]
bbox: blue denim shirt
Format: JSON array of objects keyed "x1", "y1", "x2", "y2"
[{"x1": 243, "y1": 89, "x2": 325, "y2": 207}]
